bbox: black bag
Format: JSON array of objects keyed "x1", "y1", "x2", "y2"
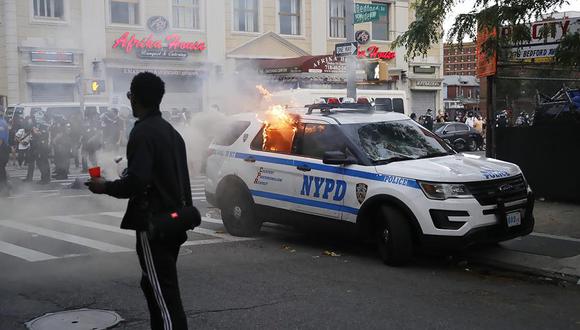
[
  {"x1": 147, "y1": 205, "x2": 201, "y2": 241},
  {"x1": 146, "y1": 130, "x2": 201, "y2": 241}
]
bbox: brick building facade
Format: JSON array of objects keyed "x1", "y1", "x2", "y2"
[{"x1": 443, "y1": 42, "x2": 476, "y2": 76}]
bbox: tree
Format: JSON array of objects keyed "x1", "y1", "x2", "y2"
[{"x1": 392, "y1": 0, "x2": 574, "y2": 65}]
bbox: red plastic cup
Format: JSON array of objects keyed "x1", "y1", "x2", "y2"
[{"x1": 88, "y1": 166, "x2": 101, "y2": 178}]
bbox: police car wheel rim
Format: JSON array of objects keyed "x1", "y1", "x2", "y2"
[{"x1": 233, "y1": 206, "x2": 242, "y2": 219}]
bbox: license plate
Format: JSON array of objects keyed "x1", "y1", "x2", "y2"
[{"x1": 506, "y1": 211, "x2": 522, "y2": 227}]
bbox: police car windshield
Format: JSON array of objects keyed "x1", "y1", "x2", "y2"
[{"x1": 343, "y1": 119, "x2": 454, "y2": 164}]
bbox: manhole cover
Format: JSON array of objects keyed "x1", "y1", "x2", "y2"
[
  {"x1": 26, "y1": 309, "x2": 123, "y2": 330},
  {"x1": 179, "y1": 247, "x2": 192, "y2": 256}
]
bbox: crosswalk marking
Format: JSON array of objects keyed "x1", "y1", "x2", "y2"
[
  {"x1": 61, "y1": 194, "x2": 93, "y2": 198},
  {"x1": 0, "y1": 220, "x2": 132, "y2": 253},
  {"x1": 46, "y1": 215, "x2": 134, "y2": 236},
  {"x1": 182, "y1": 238, "x2": 224, "y2": 246},
  {"x1": 0, "y1": 201, "x2": 261, "y2": 262},
  {"x1": 0, "y1": 241, "x2": 58, "y2": 262},
  {"x1": 99, "y1": 212, "x2": 124, "y2": 218}
]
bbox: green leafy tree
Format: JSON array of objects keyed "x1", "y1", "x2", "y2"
[{"x1": 393, "y1": 0, "x2": 574, "y2": 66}]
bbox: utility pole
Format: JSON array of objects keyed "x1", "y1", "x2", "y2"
[{"x1": 345, "y1": 0, "x2": 356, "y2": 99}]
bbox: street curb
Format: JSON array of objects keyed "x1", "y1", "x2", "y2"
[{"x1": 462, "y1": 247, "x2": 580, "y2": 285}]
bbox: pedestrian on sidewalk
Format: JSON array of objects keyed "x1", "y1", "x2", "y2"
[
  {"x1": 0, "y1": 111, "x2": 10, "y2": 196},
  {"x1": 86, "y1": 72, "x2": 191, "y2": 330}
]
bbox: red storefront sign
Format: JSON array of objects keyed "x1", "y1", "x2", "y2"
[
  {"x1": 357, "y1": 45, "x2": 396, "y2": 60},
  {"x1": 112, "y1": 32, "x2": 206, "y2": 54}
]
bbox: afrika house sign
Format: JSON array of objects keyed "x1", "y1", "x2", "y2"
[
  {"x1": 357, "y1": 45, "x2": 396, "y2": 60},
  {"x1": 112, "y1": 32, "x2": 206, "y2": 56}
]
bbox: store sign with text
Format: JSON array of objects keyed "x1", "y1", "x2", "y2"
[
  {"x1": 112, "y1": 32, "x2": 206, "y2": 59},
  {"x1": 31, "y1": 50, "x2": 74, "y2": 63},
  {"x1": 415, "y1": 80, "x2": 442, "y2": 87},
  {"x1": 305, "y1": 55, "x2": 347, "y2": 74},
  {"x1": 137, "y1": 48, "x2": 188, "y2": 60},
  {"x1": 501, "y1": 17, "x2": 579, "y2": 62},
  {"x1": 357, "y1": 45, "x2": 396, "y2": 60}
]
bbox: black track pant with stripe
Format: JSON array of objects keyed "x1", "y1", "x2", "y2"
[{"x1": 136, "y1": 231, "x2": 188, "y2": 330}]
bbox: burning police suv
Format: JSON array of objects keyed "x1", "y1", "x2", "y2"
[{"x1": 204, "y1": 102, "x2": 534, "y2": 265}]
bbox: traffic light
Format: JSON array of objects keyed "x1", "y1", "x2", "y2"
[{"x1": 88, "y1": 80, "x2": 105, "y2": 94}]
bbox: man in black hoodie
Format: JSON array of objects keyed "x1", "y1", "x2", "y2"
[{"x1": 87, "y1": 72, "x2": 191, "y2": 330}]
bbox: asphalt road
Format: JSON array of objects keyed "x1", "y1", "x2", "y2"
[{"x1": 1, "y1": 169, "x2": 579, "y2": 329}]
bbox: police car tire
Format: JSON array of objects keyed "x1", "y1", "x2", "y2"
[
  {"x1": 376, "y1": 205, "x2": 413, "y2": 266},
  {"x1": 221, "y1": 186, "x2": 261, "y2": 237}
]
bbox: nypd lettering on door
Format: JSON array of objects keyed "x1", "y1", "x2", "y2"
[{"x1": 300, "y1": 175, "x2": 347, "y2": 201}]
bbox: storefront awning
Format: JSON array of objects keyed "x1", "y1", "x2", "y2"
[{"x1": 256, "y1": 55, "x2": 348, "y2": 74}]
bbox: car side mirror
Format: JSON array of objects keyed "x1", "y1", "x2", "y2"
[
  {"x1": 323, "y1": 151, "x2": 357, "y2": 165},
  {"x1": 442, "y1": 130, "x2": 448, "y2": 134}
]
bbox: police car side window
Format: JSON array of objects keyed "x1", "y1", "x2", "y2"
[
  {"x1": 295, "y1": 124, "x2": 345, "y2": 159},
  {"x1": 455, "y1": 123, "x2": 468, "y2": 131},
  {"x1": 393, "y1": 98, "x2": 404, "y2": 113},
  {"x1": 214, "y1": 121, "x2": 251, "y2": 146},
  {"x1": 250, "y1": 126, "x2": 264, "y2": 151}
]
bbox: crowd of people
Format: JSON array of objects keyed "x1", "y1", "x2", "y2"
[
  {"x1": 410, "y1": 108, "x2": 485, "y2": 135},
  {"x1": 0, "y1": 107, "x2": 125, "y2": 196}
]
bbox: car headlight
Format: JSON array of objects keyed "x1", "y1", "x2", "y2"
[{"x1": 419, "y1": 182, "x2": 473, "y2": 200}]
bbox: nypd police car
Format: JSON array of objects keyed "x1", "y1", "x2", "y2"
[{"x1": 204, "y1": 103, "x2": 534, "y2": 265}]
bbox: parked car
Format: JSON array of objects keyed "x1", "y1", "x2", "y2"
[{"x1": 434, "y1": 122, "x2": 483, "y2": 151}]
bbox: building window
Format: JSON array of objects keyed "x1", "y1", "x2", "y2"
[
  {"x1": 329, "y1": 0, "x2": 345, "y2": 38},
  {"x1": 372, "y1": 2, "x2": 389, "y2": 41},
  {"x1": 173, "y1": 0, "x2": 200, "y2": 30},
  {"x1": 234, "y1": 0, "x2": 259, "y2": 33},
  {"x1": 33, "y1": 0, "x2": 64, "y2": 19},
  {"x1": 279, "y1": 0, "x2": 300, "y2": 35},
  {"x1": 110, "y1": 0, "x2": 140, "y2": 25}
]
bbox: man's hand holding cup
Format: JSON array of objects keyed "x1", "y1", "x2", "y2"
[{"x1": 85, "y1": 166, "x2": 107, "y2": 194}]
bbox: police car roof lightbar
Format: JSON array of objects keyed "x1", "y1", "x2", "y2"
[{"x1": 306, "y1": 103, "x2": 374, "y2": 115}]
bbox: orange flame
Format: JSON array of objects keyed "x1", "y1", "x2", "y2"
[
  {"x1": 255, "y1": 86, "x2": 300, "y2": 152},
  {"x1": 261, "y1": 105, "x2": 299, "y2": 153}
]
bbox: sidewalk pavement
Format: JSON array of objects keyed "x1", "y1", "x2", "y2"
[{"x1": 464, "y1": 200, "x2": 580, "y2": 284}]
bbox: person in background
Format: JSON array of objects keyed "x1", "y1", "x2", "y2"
[
  {"x1": 52, "y1": 116, "x2": 73, "y2": 180},
  {"x1": 410, "y1": 113, "x2": 417, "y2": 122},
  {"x1": 474, "y1": 115, "x2": 484, "y2": 135},
  {"x1": 15, "y1": 126, "x2": 31, "y2": 168},
  {"x1": 101, "y1": 108, "x2": 122, "y2": 152},
  {"x1": 0, "y1": 111, "x2": 10, "y2": 196},
  {"x1": 436, "y1": 111, "x2": 446, "y2": 123},
  {"x1": 69, "y1": 113, "x2": 83, "y2": 169},
  {"x1": 422, "y1": 109, "x2": 434, "y2": 131},
  {"x1": 81, "y1": 108, "x2": 102, "y2": 172},
  {"x1": 25, "y1": 112, "x2": 51, "y2": 184},
  {"x1": 465, "y1": 111, "x2": 476, "y2": 128}
]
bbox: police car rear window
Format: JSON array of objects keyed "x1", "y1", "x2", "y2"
[
  {"x1": 213, "y1": 121, "x2": 250, "y2": 146},
  {"x1": 375, "y1": 98, "x2": 393, "y2": 112}
]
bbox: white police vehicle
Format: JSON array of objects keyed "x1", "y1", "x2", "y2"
[{"x1": 205, "y1": 103, "x2": 534, "y2": 265}]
